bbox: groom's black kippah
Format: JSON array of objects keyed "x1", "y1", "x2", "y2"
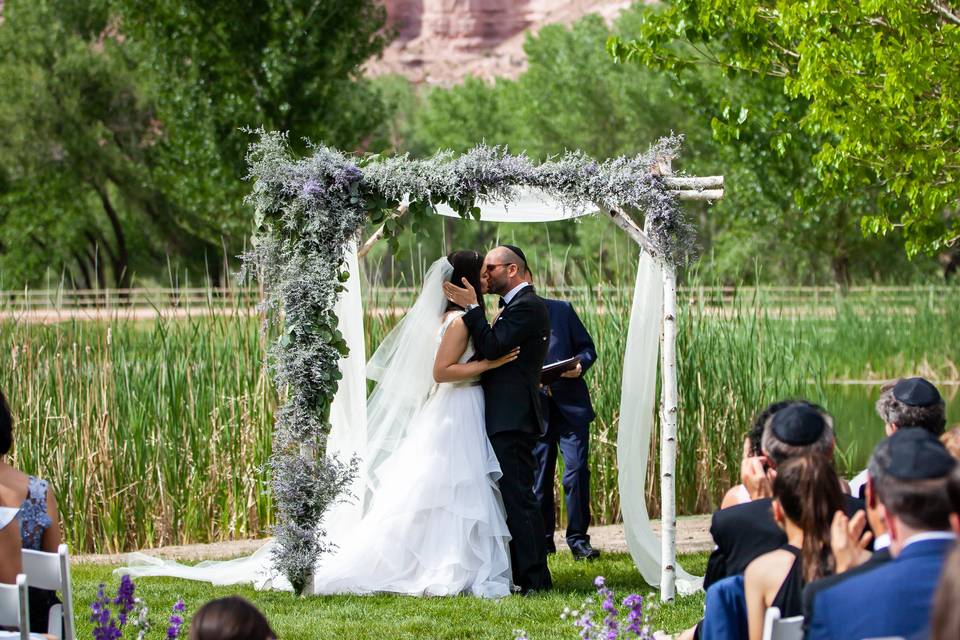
[
  {"x1": 893, "y1": 377, "x2": 942, "y2": 407},
  {"x1": 770, "y1": 403, "x2": 827, "y2": 445},
  {"x1": 502, "y1": 244, "x2": 527, "y2": 269}
]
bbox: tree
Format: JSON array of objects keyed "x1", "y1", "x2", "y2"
[
  {"x1": 0, "y1": 0, "x2": 391, "y2": 288},
  {"x1": 609, "y1": 0, "x2": 960, "y2": 256}
]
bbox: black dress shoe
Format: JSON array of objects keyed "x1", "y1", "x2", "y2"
[{"x1": 570, "y1": 542, "x2": 600, "y2": 561}]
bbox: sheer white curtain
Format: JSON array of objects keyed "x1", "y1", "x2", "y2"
[{"x1": 617, "y1": 252, "x2": 702, "y2": 594}]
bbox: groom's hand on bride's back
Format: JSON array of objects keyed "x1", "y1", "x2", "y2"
[{"x1": 443, "y1": 278, "x2": 478, "y2": 308}]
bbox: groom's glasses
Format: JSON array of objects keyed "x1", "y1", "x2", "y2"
[{"x1": 484, "y1": 263, "x2": 513, "y2": 273}]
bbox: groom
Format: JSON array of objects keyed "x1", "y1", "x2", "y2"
[{"x1": 443, "y1": 245, "x2": 553, "y2": 594}]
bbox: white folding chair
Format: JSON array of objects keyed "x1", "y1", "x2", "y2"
[
  {"x1": 20, "y1": 544, "x2": 75, "y2": 640},
  {"x1": 0, "y1": 574, "x2": 30, "y2": 640},
  {"x1": 761, "y1": 606, "x2": 804, "y2": 640}
]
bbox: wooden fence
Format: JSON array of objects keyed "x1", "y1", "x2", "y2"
[{"x1": 1, "y1": 285, "x2": 957, "y2": 312}]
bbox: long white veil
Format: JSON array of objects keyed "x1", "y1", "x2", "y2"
[
  {"x1": 119, "y1": 249, "x2": 453, "y2": 589},
  {"x1": 361, "y1": 257, "x2": 453, "y2": 501}
]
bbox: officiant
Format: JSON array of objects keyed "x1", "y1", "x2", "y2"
[{"x1": 524, "y1": 268, "x2": 600, "y2": 561}]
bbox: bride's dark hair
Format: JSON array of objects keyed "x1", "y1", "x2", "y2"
[{"x1": 446, "y1": 250, "x2": 486, "y2": 315}]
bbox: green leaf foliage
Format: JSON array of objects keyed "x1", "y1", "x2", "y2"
[{"x1": 610, "y1": 0, "x2": 960, "y2": 256}]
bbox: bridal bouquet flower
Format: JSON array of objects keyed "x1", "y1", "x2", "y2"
[{"x1": 90, "y1": 575, "x2": 186, "y2": 639}]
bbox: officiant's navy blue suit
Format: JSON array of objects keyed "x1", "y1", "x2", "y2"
[
  {"x1": 533, "y1": 298, "x2": 597, "y2": 552},
  {"x1": 806, "y1": 536, "x2": 955, "y2": 640}
]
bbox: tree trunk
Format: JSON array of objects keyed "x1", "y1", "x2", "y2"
[
  {"x1": 90, "y1": 182, "x2": 130, "y2": 289},
  {"x1": 72, "y1": 250, "x2": 94, "y2": 290}
]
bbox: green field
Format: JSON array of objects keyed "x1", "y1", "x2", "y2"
[
  {"x1": 2, "y1": 284, "x2": 959, "y2": 553},
  {"x1": 72, "y1": 552, "x2": 709, "y2": 639}
]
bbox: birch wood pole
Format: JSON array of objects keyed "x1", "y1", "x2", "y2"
[{"x1": 655, "y1": 160, "x2": 679, "y2": 603}]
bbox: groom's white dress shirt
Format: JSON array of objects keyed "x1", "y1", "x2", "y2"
[{"x1": 501, "y1": 282, "x2": 529, "y2": 306}]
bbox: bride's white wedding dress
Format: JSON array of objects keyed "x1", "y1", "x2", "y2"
[
  {"x1": 308, "y1": 311, "x2": 511, "y2": 597},
  {"x1": 122, "y1": 257, "x2": 512, "y2": 598}
]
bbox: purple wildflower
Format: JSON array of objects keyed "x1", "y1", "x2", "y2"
[
  {"x1": 623, "y1": 594, "x2": 645, "y2": 635},
  {"x1": 167, "y1": 598, "x2": 186, "y2": 639},
  {"x1": 90, "y1": 583, "x2": 121, "y2": 640},
  {"x1": 594, "y1": 575, "x2": 606, "y2": 588},
  {"x1": 112, "y1": 574, "x2": 136, "y2": 626}
]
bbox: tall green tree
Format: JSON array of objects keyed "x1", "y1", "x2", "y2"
[
  {"x1": 0, "y1": 0, "x2": 390, "y2": 288},
  {"x1": 609, "y1": 0, "x2": 960, "y2": 256}
]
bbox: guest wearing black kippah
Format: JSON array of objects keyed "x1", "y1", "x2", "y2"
[
  {"x1": 850, "y1": 377, "x2": 947, "y2": 497},
  {"x1": 689, "y1": 402, "x2": 866, "y2": 640},
  {"x1": 807, "y1": 429, "x2": 957, "y2": 640},
  {"x1": 704, "y1": 402, "x2": 863, "y2": 589}
]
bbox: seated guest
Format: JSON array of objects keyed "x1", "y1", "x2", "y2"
[
  {"x1": 941, "y1": 425, "x2": 960, "y2": 460},
  {"x1": 802, "y1": 447, "x2": 893, "y2": 629},
  {"x1": 949, "y1": 462, "x2": 960, "y2": 534},
  {"x1": 189, "y1": 596, "x2": 276, "y2": 640},
  {"x1": 849, "y1": 377, "x2": 946, "y2": 497},
  {"x1": 931, "y1": 545, "x2": 960, "y2": 640},
  {"x1": 0, "y1": 506, "x2": 22, "y2": 584},
  {"x1": 704, "y1": 401, "x2": 864, "y2": 588},
  {"x1": 807, "y1": 429, "x2": 957, "y2": 640},
  {"x1": 719, "y1": 401, "x2": 790, "y2": 509},
  {"x1": 744, "y1": 455, "x2": 843, "y2": 640},
  {"x1": 0, "y1": 388, "x2": 63, "y2": 631}
]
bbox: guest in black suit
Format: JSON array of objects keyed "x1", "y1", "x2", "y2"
[
  {"x1": 704, "y1": 401, "x2": 864, "y2": 589},
  {"x1": 522, "y1": 269, "x2": 600, "y2": 561},
  {"x1": 444, "y1": 245, "x2": 553, "y2": 594}
]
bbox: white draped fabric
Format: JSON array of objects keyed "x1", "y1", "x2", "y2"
[{"x1": 616, "y1": 252, "x2": 702, "y2": 594}]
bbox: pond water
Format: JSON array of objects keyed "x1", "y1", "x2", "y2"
[{"x1": 813, "y1": 383, "x2": 960, "y2": 475}]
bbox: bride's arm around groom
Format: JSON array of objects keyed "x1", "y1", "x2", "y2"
[{"x1": 444, "y1": 245, "x2": 554, "y2": 594}]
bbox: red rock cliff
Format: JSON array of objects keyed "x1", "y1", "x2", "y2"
[{"x1": 367, "y1": 0, "x2": 632, "y2": 84}]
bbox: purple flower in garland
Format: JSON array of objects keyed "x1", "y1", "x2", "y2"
[
  {"x1": 301, "y1": 178, "x2": 325, "y2": 200},
  {"x1": 167, "y1": 598, "x2": 186, "y2": 639},
  {"x1": 326, "y1": 164, "x2": 363, "y2": 197},
  {"x1": 112, "y1": 574, "x2": 136, "y2": 626}
]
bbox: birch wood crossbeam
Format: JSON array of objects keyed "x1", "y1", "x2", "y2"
[
  {"x1": 358, "y1": 205, "x2": 409, "y2": 258},
  {"x1": 671, "y1": 189, "x2": 724, "y2": 201},
  {"x1": 663, "y1": 176, "x2": 724, "y2": 202}
]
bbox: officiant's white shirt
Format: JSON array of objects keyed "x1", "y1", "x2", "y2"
[{"x1": 502, "y1": 282, "x2": 529, "y2": 306}]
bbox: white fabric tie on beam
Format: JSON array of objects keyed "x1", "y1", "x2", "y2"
[{"x1": 433, "y1": 188, "x2": 595, "y2": 222}]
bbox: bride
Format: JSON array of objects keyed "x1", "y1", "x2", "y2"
[{"x1": 123, "y1": 250, "x2": 519, "y2": 598}]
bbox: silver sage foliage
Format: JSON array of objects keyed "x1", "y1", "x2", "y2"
[{"x1": 242, "y1": 130, "x2": 693, "y2": 594}]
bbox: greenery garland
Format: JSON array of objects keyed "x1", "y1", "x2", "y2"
[{"x1": 242, "y1": 130, "x2": 692, "y2": 594}]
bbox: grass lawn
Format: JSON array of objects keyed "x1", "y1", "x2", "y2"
[{"x1": 71, "y1": 552, "x2": 708, "y2": 639}]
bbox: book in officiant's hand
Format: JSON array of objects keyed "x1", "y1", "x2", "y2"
[{"x1": 540, "y1": 356, "x2": 581, "y2": 386}]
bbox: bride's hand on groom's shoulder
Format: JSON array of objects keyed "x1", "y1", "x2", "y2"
[
  {"x1": 482, "y1": 347, "x2": 520, "y2": 371},
  {"x1": 443, "y1": 278, "x2": 478, "y2": 308}
]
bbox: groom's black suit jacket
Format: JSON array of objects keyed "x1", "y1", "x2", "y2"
[{"x1": 462, "y1": 285, "x2": 551, "y2": 436}]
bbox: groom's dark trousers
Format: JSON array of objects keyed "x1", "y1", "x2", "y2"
[{"x1": 462, "y1": 285, "x2": 553, "y2": 592}]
